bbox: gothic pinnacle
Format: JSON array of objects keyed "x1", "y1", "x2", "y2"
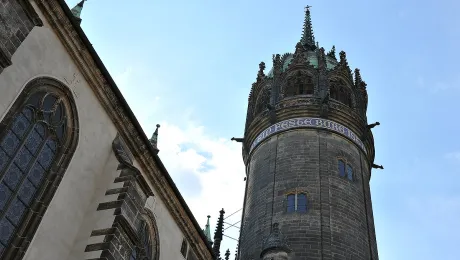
[
  {"x1": 327, "y1": 45, "x2": 336, "y2": 59},
  {"x1": 257, "y1": 62, "x2": 266, "y2": 81},
  {"x1": 213, "y1": 208, "x2": 225, "y2": 259},
  {"x1": 301, "y1": 6, "x2": 316, "y2": 50},
  {"x1": 149, "y1": 124, "x2": 160, "y2": 154},
  {"x1": 203, "y1": 215, "x2": 213, "y2": 245},
  {"x1": 225, "y1": 249, "x2": 230, "y2": 260},
  {"x1": 71, "y1": 0, "x2": 87, "y2": 24}
]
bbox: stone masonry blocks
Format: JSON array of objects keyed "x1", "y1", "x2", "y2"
[{"x1": 239, "y1": 129, "x2": 378, "y2": 260}]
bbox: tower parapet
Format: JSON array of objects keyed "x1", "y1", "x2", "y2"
[{"x1": 238, "y1": 7, "x2": 380, "y2": 260}]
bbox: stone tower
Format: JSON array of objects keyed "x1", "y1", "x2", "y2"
[{"x1": 236, "y1": 7, "x2": 381, "y2": 260}]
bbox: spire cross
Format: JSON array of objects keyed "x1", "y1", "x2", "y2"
[{"x1": 305, "y1": 5, "x2": 312, "y2": 10}]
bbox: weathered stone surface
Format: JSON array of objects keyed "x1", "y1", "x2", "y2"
[{"x1": 239, "y1": 129, "x2": 378, "y2": 260}]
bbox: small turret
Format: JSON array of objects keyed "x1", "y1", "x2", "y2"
[
  {"x1": 260, "y1": 223, "x2": 291, "y2": 260},
  {"x1": 203, "y1": 215, "x2": 213, "y2": 246},
  {"x1": 70, "y1": 0, "x2": 87, "y2": 25}
]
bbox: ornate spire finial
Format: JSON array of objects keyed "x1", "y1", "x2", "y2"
[
  {"x1": 225, "y1": 249, "x2": 230, "y2": 260},
  {"x1": 257, "y1": 61, "x2": 266, "y2": 81},
  {"x1": 71, "y1": 0, "x2": 87, "y2": 24},
  {"x1": 149, "y1": 124, "x2": 160, "y2": 154},
  {"x1": 327, "y1": 45, "x2": 336, "y2": 59},
  {"x1": 213, "y1": 209, "x2": 225, "y2": 259},
  {"x1": 301, "y1": 6, "x2": 316, "y2": 50}
]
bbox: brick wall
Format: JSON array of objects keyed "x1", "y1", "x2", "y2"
[
  {"x1": 239, "y1": 129, "x2": 378, "y2": 260},
  {"x1": 0, "y1": 0, "x2": 43, "y2": 73}
]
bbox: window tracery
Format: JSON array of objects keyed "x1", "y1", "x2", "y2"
[
  {"x1": 0, "y1": 77, "x2": 78, "y2": 259},
  {"x1": 129, "y1": 220, "x2": 156, "y2": 260},
  {"x1": 329, "y1": 78, "x2": 352, "y2": 107},
  {"x1": 285, "y1": 71, "x2": 314, "y2": 97},
  {"x1": 254, "y1": 86, "x2": 271, "y2": 116}
]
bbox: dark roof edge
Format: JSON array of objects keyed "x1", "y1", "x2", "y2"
[{"x1": 56, "y1": 0, "x2": 215, "y2": 256}]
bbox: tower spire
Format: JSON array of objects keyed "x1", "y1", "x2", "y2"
[
  {"x1": 71, "y1": 0, "x2": 87, "y2": 24},
  {"x1": 300, "y1": 6, "x2": 316, "y2": 50}
]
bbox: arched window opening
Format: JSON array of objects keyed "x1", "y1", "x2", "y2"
[
  {"x1": 330, "y1": 85, "x2": 338, "y2": 100},
  {"x1": 0, "y1": 78, "x2": 78, "y2": 259},
  {"x1": 338, "y1": 159, "x2": 346, "y2": 177},
  {"x1": 254, "y1": 87, "x2": 271, "y2": 116},
  {"x1": 128, "y1": 216, "x2": 158, "y2": 260},
  {"x1": 338, "y1": 158, "x2": 354, "y2": 182},
  {"x1": 285, "y1": 72, "x2": 314, "y2": 97},
  {"x1": 346, "y1": 164, "x2": 353, "y2": 181},
  {"x1": 286, "y1": 193, "x2": 308, "y2": 213},
  {"x1": 330, "y1": 79, "x2": 352, "y2": 107}
]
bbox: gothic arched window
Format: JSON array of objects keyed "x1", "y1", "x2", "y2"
[
  {"x1": 285, "y1": 72, "x2": 314, "y2": 97},
  {"x1": 254, "y1": 86, "x2": 271, "y2": 116},
  {"x1": 329, "y1": 79, "x2": 352, "y2": 107},
  {"x1": 129, "y1": 220, "x2": 156, "y2": 260},
  {"x1": 0, "y1": 77, "x2": 78, "y2": 259},
  {"x1": 338, "y1": 159, "x2": 354, "y2": 182},
  {"x1": 338, "y1": 159, "x2": 346, "y2": 177}
]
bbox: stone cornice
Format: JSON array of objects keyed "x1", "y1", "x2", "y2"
[{"x1": 34, "y1": 1, "x2": 213, "y2": 258}]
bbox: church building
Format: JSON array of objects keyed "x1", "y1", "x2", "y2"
[
  {"x1": 0, "y1": 0, "x2": 214, "y2": 259},
  {"x1": 0, "y1": 1, "x2": 382, "y2": 260}
]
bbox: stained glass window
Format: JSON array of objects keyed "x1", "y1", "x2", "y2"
[
  {"x1": 338, "y1": 159, "x2": 346, "y2": 177},
  {"x1": 0, "y1": 89, "x2": 71, "y2": 257},
  {"x1": 287, "y1": 194, "x2": 296, "y2": 213},
  {"x1": 297, "y1": 193, "x2": 307, "y2": 213},
  {"x1": 346, "y1": 164, "x2": 353, "y2": 181}
]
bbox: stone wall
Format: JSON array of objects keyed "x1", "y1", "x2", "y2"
[
  {"x1": 0, "y1": 0, "x2": 43, "y2": 73},
  {"x1": 0, "y1": 2, "x2": 209, "y2": 259},
  {"x1": 239, "y1": 129, "x2": 377, "y2": 260}
]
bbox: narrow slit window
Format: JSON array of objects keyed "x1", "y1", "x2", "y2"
[{"x1": 338, "y1": 159, "x2": 346, "y2": 177}]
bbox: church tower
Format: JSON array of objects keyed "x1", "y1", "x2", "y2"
[{"x1": 236, "y1": 7, "x2": 381, "y2": 260}]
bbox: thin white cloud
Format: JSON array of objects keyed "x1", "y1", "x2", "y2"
[
  {"x1": 154, "y1": 121, "x2": 246, "y2": 254},
  {"x1": 114, "y1": 66, "x2": 245, "y2": 255}
]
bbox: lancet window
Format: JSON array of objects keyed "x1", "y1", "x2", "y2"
[
  {"x1": 0, "y1": 77, "x2": 78, "y2": 259},
  {"x1": 285, "y1": 71, "x2": 314, "y2": 97},
  {"x1": 254, "y1": 87, "x2": 271, "y2": 116},
  {"x1": 329, "y1": 79, "x2": 352, "y2": 107},
  {"x1": 129, "y1": 220, "x2": 155, "y2": 259},
  {"x1": 338, "y1": 159, "x2": 353, "y2": 181}
]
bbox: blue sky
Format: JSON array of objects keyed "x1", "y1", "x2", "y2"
[{"x1": 69, "y1": 0, "x2": 460, "y2": 259}]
